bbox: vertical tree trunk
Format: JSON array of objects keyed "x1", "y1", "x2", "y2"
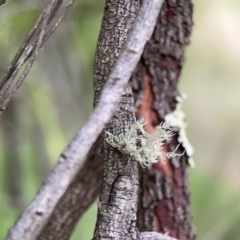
[
  {"x1": 92, "y1": 0, "x2": 140, "y2": 239},
  {"x1": 130, "y1": 0, "x2": 196, "y2": 239},
  {"x1": 37, "y1": 1, "x2": 196, "y2": 239}
]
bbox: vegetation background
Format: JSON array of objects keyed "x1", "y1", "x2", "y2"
[{"x1": 0, "y1": 0, "x2": 240, "y2": 239}]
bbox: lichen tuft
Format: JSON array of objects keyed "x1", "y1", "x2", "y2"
[{"x1": 105, "y1": 119, "x2": 183, "y2": 167}]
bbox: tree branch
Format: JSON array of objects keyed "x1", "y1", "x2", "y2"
[
  {"x1": 92, "y1": 1, "x2": 140, "y2": 237},
  {"x1": 5, "y1": 0, "x2": 163, "y2": 239},
  {"x1": 36, "y1": 137, "x2": 103, "y2": 240},
  {"x1": 0, "y1": 0, "x2": 75, "y2": 113}
]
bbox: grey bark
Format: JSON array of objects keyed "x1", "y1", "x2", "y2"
[
  {"x1": 37, "y1": 1, "x2": 195, "y2": 239},
  {"x1": 37, "y1": 137, "x2": 103, "y2": 240},
  {"x1": 92, "y1": 0, "x2": 163, "y2": 239},
  {"x1": 5, "y1": 0, "x2": 163, "y2": 239},
  {"x1": 91, "y1": 0, "x2": 140, "y2": 238}
]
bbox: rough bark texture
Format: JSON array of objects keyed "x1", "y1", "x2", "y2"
[
  {"x1": 35, "y1": 1, "x2": 195, "y2": 239},
  {"x1": 92, "y1": 0, "x2": 140, "y2": 239},
  {"x1": 129, "y1": 0, "x2": 196, "y2": 239},
  {"x1": 6, "y1": 0, "x2": 161, "y2": 237},
  {"x1": 36, "y1": 137, "x2": 103, "y2": 240},
  {"x1": 14, "y1": 0, "x2": 163, "y2": 239}
]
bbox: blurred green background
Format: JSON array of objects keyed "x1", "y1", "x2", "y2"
[{"x1": 0, "y1": 0, "x2": 240, "y2": 239}]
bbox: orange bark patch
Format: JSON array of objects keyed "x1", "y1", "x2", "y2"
[{"x1": 136, "y1": 66, "x2": 173, "y2": 182}]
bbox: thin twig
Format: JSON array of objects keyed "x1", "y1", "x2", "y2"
[
  {"x1": 0, "y1": 0, "x2": 75, "y2": 113},
  {"x1": 0, "y1": 1, "x2": 53, "y2": 108},
  {"x1": 5, "y1": 0, "x2": 163, "y2": 239},
  {"x1": 0, "y1": 12, "x2": 44, "y2": 89},
  {"x1": 43, "y1": 0, "x2": 75, "y2": 44}
]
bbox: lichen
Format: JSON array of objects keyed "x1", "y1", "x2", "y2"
[
  {"x1": 105, "y1": 119, "x2": 182, "y2": 167},
  {"x1": 164, "y1": 93, "x2": 195, "y2": 168}
]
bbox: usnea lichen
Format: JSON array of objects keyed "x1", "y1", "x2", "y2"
[
  {"x1": 105, "y1": 120, "x2": 182, "y2": 167},
  {"x1": 164, "y1": 93, "x2": 195, "y2": 168}
]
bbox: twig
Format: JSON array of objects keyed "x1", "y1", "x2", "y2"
[
  {"x1": 5, "y1": 0, "x2": 163, "y2": 239},
  {"x1": 0, "y1": 0, "x2": 75, "y2": 113},
  {"x1": 0, "y1": 12, "x2": 44, "y2": 89}
]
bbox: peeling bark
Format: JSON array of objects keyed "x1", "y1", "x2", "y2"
[{"x1": 130, "y1": 0, "x2": 196, "y2": 239}]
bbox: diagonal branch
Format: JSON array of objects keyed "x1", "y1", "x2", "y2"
[
  {"x1": 37, "y1": 137, "x2": 103, "y2": 240},
  {"x1": 5, "y1": 0, "x2": 163, "y2": 239},
  {"x1": 0, "y1": 0, "x2": 75, "y2": 113}
]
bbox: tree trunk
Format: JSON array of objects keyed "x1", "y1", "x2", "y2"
[
  {"x1": 130, "y1": 0, "x2": 196, "y2": 239},
  {"x1": 37, "y1": 1, "x2": 195, "y2": 239},
  {"x1": 92, "y1": 0, "x2": 140, "y2": 238}
]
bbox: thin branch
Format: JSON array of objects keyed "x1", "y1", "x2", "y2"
[
  {"x1": 5, "y1": 0, "x2": 163, "y2": 239},
  {"x1": 140, "y1": 232, "x2": 177, "y2": 240},
  {"x1": 0, "y1": 0, "x2": 75, "y2": 113},
  {"x1": 0, "y1": 12, "x2": 44, "y2": 89}
]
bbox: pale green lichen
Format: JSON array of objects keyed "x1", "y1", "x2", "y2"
[
  {"x1": 105, "y1": 119, "x2": 182, "y2": 167},
  {"x1": 164, "y1": 93, "x2": 195, "y2": 168}
]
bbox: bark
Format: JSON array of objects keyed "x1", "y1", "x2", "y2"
[
  {"x1": 4, "y1": 0, "x2": 195, "y2": 239},
  {"x1": 36, "y1": 1, "x2": 196, "y2": 239},
  {"x1": 6, "y1": 0, "x2": 162, "y2": 239},
  {"x1": 92, "y1": 0, "x2": 163, "y2": 239},
  {"x1": 37, "y1": 137, "x2": 103, "y2": 240},
  {"x1": 92, "y1": 1, "x2": 140, "y2": 239},
  {"x1": 130, "y1": 1, "x2": 196, "y2": 239}
]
